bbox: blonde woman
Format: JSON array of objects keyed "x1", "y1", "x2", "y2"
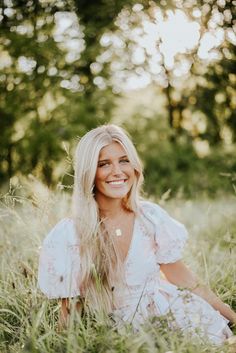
[{"x1": 38, "y1": 124, "x2": 236, "y2": 344}]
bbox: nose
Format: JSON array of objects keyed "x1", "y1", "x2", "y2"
[{"x1": 111, "y1": 162, "x2": 122, "y2": 175}]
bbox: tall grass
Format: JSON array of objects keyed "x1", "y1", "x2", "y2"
[{"x1": 0, "y1": 179, "x2": 235, "y2": 353}]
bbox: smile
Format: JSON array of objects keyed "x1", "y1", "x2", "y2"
[{"x1": 106, "y1": 179, "x2": 127, "y2": 185}]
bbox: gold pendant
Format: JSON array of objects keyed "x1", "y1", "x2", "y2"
[{"x1": 115, "y1": 228, "x2": 122, "y2": 237}]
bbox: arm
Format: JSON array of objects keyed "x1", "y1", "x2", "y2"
[
  {"x1": 160, "y1": 260, "x2": 236, "y2": 325},
  {"x1": 58, "y1": 298, "x2": 82, "y2": 330},
  {"x1": 58, "y1": 298, "x2": 70, "y2": 329}
]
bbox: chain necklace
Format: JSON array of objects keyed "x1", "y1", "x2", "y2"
[
  {"x1": 101, "y1": 208, "x2": 135, "y2": 237},
  {"x1": 101, "y1": 211, "x2": 133, "y2": 237}
]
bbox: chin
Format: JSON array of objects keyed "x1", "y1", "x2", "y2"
[
  {"x1": 106, "y1": 188, "x2": 130, "y2": 199},
  {"x1": 109, "y1": 192, "x2": 128, "y2": 199}
]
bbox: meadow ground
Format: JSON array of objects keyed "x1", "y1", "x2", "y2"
[{"x1": 0, "y1": 180, "x2": 235, "y2": 353}]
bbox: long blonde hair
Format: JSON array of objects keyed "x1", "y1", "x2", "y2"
[{"x1": 72, "y1": 124, "x2": 143, "y2": 314}]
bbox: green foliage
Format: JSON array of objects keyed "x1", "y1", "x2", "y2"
[
  {"x1": 0, "y1": 0, "x2": 114, "y2": 185},
  {"x1": 143, "y1": 145, "x2": 236, "y2": 198},
  {"x1": 194, "y1": 43, "x2": 236, "y2": 144},
  {"x1": 123, "y1": 114, "x2": 236, "y2": 198},
  {"x1": 0, "y1": 0, "x2": 235, "y2": 198}
]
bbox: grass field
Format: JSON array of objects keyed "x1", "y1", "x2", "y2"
[{"x1": 0, "y1": 180, "x2": 235, "y2": 353}]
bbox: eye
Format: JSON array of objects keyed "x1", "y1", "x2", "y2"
[
  {"x1": 120, "y1": 159, "x2": 130, "y2": 164},
  {"x1": 98, "y1": 161, "x2": 110, "y2": 168}
]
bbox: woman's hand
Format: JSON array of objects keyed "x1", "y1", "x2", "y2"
[
  {"x1": 230, "y1": 312, "x2": 236, "y2": 325},
  {"x1": 58, "y1": 298, "x2": 70, "y2": 330},
  {"x1": 160, "y1": 260, "x2": 236, "y2": 324},
  {"x1": 58, "y1": 298, "x2": 82, "y2": 331}
]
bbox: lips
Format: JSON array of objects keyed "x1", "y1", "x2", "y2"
[{"x1": 106, "y1": 179, "x2": 127, "y2": 185}]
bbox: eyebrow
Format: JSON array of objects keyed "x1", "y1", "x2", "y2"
[{"x1": 98, "y1": 155, "x2": 128, "y2": 162}]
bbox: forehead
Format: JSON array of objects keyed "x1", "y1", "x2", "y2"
[{"x1": 99, "y1": 141, "x2": 127, "y2": 159}]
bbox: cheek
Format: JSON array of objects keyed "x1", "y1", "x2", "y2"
[
  {"x1": 95, "y1": 169, "x2": 107, "y2": 185},
  {"x1": 127, "y1": 166, "x2": 136, "y2": 178}
]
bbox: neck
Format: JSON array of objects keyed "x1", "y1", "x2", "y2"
[{"x1": 98, "y1": 199, "x2": 126, "y2": 219}]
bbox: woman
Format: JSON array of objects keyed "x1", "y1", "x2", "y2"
[{"x1": 38, "y1": 124, "x2": 236, "y2": 344}]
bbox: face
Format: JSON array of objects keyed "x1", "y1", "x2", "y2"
[{"x1": 94, "y1": 141, "x2": 136, "y2": 205}]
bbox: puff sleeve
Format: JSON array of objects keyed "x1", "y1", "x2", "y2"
[
  {"x1": 142, "y1": 201, "x2": 188, "y2": 264},
  {"x1": 38, "y1": 218, "x2": 81, "y2": 299}
]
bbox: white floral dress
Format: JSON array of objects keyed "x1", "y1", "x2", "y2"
[{"x1": 38, "y1": 201, "x2": 232, "y2": 345}]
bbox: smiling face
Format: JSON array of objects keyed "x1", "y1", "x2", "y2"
[{"x1": 94, "y1": 141, "x2": 136, "y2": 207}]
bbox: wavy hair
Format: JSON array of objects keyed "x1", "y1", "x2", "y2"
[{"x1": 72, "y1": 124, "x2": 143, "y2": 314}]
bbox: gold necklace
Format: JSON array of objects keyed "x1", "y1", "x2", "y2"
[
  {"x1": 115, "y1": 228, "x2": 122, "y2": 237},
  {"x1": 101, "y1": 210, "x2": 132, "y2": 237},
  {"x1": 102, "y1": 221, "x2": 123, "y2": 237}
]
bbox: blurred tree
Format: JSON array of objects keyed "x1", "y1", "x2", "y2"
[
  {"x1": 0, "y1": 0, "x2": 167, "y2": 185},
  {"x1": 0, "y1": 0, "x2": 235, "y2": 196},
  {"x1": 93, "y1": 0, "x2": 235, "y2": 145},
  {"x1": 192, "y1": 43, "x2": 236, "y2": 145},
  {"x1": 0, "y1": 0, "x2": 118, "y2": 185},
  {"x1": 0, "y1": 0, "x2": 75, "y2": 184}
]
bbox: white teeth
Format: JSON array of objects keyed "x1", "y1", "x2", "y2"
[{"x1": 108, "y1": 180, "x2": 125, "y2": 185}]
